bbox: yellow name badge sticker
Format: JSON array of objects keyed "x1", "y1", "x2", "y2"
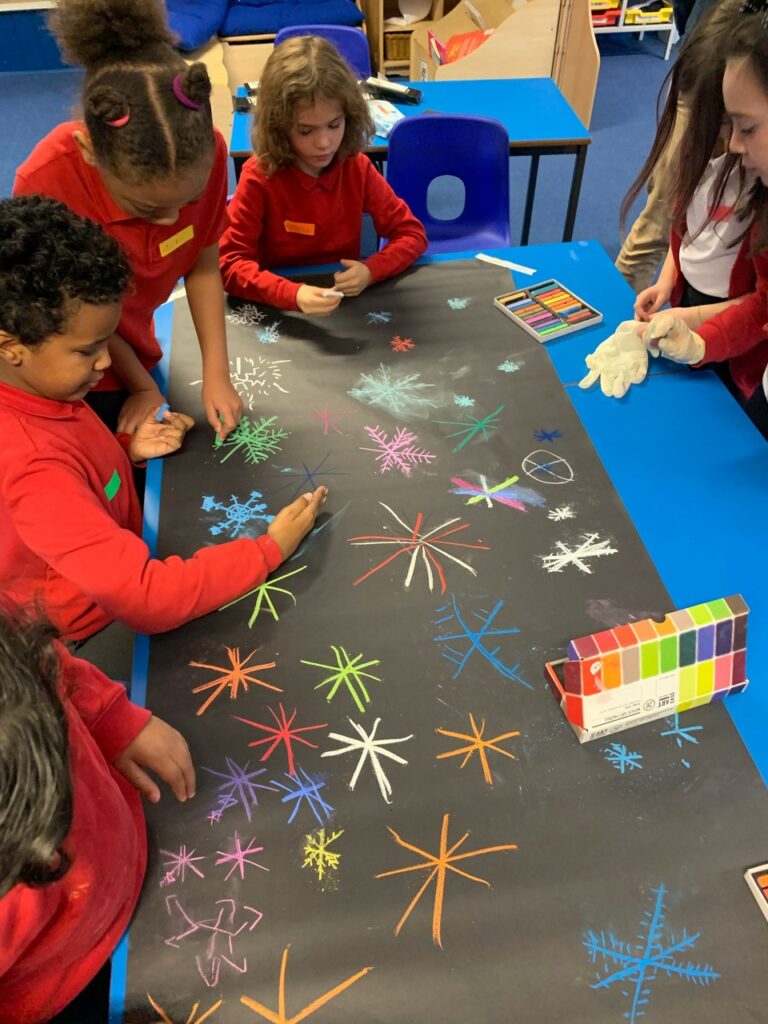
[
  {"x1": 284, "y1": 220, "x2": 316, "y2": 237},
  {"x1": 159, "y1": 224, "x2": 195, "y2": 258}
]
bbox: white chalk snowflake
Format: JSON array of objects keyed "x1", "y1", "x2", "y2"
[
  {"x1": 540, "y1": 533, "x2": 617, "y2": 574},
  {"x1": 547, "y1": 505, "x2": 575, "y2": 522},
  {"x1": 348, "y1": 364, "x2": 438, "y2": 418},
  {"x1": 227, "y1": 304, "x2": 267, "y2": 327},
  {"x1": 230, "y1": 355, "x2": 290, "y2": 407},
  {"x1": 257, "y1": 321, "x2": 282, "y2": 345},
  {"x1": 360, "y1": 425, "x2": 436, "y2": 476},
  {"x1": 367, "y1": 310, "x2": 392, "y2": 324},
  {"x1": 322, "y1": 717, "x2": 412, "y2": 804},
  {"x1": 447, "y1": 297, "x2": 471, "y2": 310},
  {"x1": 453, "y1": 394, "x2": 475, "y2": 407},
  {"x1": 498, "y1": 358, "x2": 523, "y2": 373}
]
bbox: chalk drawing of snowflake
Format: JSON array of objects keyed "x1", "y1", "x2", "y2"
[
  {"x1": 240, "y1": 947, "x2": 372, "y2": 1022},
  {"x1": 164, "y1": 895, "x2": 262, "y2": 988},
  {"x1": 302, "y1": 645, "x2": 381, "y2": 713},
  {"x1": 214, "y1": 416, "x2": 289, "y2": 466},
  {"x1": 367, "y1": 310, "x2": 392, "y2": 324},
  {"x1": 541, "y1": 533, "x2": 618, "y2": 574},
  {"x1": 548, "y1": 505, "x2": 575, "y2": 522},
  {"x1": 322, "y1": 717, "x2": 412, "y2": 803},
  {"x1": 203, "y1": 757, "x2": 279, "y2": 823},
  {"x1": 535, "y1": 428, "x2": 562, "y2": 442},
  {"x1": 201, "y1": 491, "x2": 273, "y2": 538},
  {"x1": 159, "y1": 844, "x2": 206, "y2": 887},
  {"x1": 303, "y1": 827, "x2": 344, "y2": 881},
  {"x1": 267, "y1": 452, "x2": 348, "y2": 501},
  {"x1": 660, "y1": 713, "x2": 702, "y2": 769},
  {"x1": 451, "y1": 473, "x2": 544, "y2": 512},
  {"x1": 215, "y1": 831, "x2": 269, "y2": 881},
  {"x1": 234, "y1": 703, "x2": 327, "y2": 776},
  {"x1": 447, "y1": 297, "x2": 471, "y2": 309},
  {"x1": 272, "y1": 768, "x2": 333, "y2": 825},
  {"x1": 498, "y1": 358, "x2": 523, "y2": 373},
  {"x1": 230, "y1": 355, "x2": 290, "y2": 407},
  {"x1": 453, "y1": 393, "x2": 475, "y2": 407},
  {"x1": 256, "y1": 320, "x2": 282, "y2": 345},
  {"x1": 434, "y1": 595, "x2": 531, "y2": 687},
  {"x1": 436, "y1": 713, "x2": 520, "y2": 785},
  {"x1": 304, "y1": 403, "x2": 355, "y2": 436},
  {"x1": 434, "y1": 404, "x2": 505, "y2": 452},
  {"x1": 190, "y1": 646, "x2": 280, "y2": 716},
  {"x1": 360, "y1": 425, "x2": 436, "y2": 476},
  {"x1": 349, "y1": 503, "x2": 488, "y2": 594},
  {"x1": 603, "y1": 742, "x2": 644, "y2": 774},
  {"x1": 220, "y1": 565, "x2": 307, "y2": 628},
  {"x1": 522, "y1": 449, "x2": 574, "y2": 484},
  {"x1": 583, "y1": 883, "x2": 719, "y2": 1023},
  {"x1": 348, "y1": 364, "x2": 438, "y2": 419},
  {"x1": 146, "y1": 993, "x2": 222, "y2": 1024},
  {"x1": 390, "y1": 334, "x2": 415, "y2": 352},
  {"x1": 227, "y1": 304, "x2": 267, "y2": 327}
]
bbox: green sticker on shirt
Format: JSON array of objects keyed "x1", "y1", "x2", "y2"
[{"x1": 104, "y1": 469, "x2": 122, "y2": 501}]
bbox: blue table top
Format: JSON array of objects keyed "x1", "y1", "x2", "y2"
[{"x1": 230, "y1": 77, "x2": 591, "y2": 157}]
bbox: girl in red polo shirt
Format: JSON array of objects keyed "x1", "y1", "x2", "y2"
[
  {"x1": 219, "y1": 36, "x2": 427, "y2": 316},
  {"x1": 14, "y1": 0, "x2": 242, "y2": 439}
]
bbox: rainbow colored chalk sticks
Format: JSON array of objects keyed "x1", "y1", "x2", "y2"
[{"x1": 544, "y1": 595, "x2": 749, "y2": 742}]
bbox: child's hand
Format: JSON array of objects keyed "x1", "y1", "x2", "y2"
[
  {"x1": 634, "y1": 282, "x2": 672, "y2": 322},
  {"x1": 129, "y1": 406, "x2": 195, "y2": 462},
  {"x1": 297, "y1": 285, "x2": 343, "y2": 317},
  {"x1": 333, "y1": 259, "x2": 372, "y2": 296},
  {"x1": 117, "y1": 387, "x2": 166, "y2": 434},
  {"x1": 114, "y1": 716, "x2": 195, "y2": 804},
  {"x1": 267, "y1": 486, "x2": 328, "y2": 558},
  {"x1": 202, "y1": 375, "x2": 242, "y2": 441}
]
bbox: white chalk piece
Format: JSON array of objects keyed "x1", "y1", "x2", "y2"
[
  {"x1": 322, "y1": 290, "x2": 345, "y2": 298},
  {"x1": 475, "y1": 252, "x2": 536, "y2": 276}
]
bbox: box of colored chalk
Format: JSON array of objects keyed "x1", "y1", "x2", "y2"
[
  {"x1": 744, "y1": 863, "x2": 768, "y2": 924},
  {"x1": 494, "y1": 279, "x2": 602, "y2": 342},
  {"x1": 543, "y1": 595, "x2": 749, "y2": 743}
]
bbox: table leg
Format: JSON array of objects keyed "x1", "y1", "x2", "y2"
[
  {"x1": 521, "y1": 153, "x2": 540, "y2": 246},
  {"x1": 563, "y1": 146, "x2": 588, "y2": 242}
]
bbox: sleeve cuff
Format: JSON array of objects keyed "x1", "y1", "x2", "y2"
[{"x1": 256, "y1": 533, "x2": 284, "y2": 572}]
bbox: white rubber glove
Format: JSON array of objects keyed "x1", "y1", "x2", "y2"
[
  {"x1": 646, "y1": 313, "x2": 705, "y2": 364},
  {"x1": 578, "y1": 321, "x2": 649, "y2": 399}
]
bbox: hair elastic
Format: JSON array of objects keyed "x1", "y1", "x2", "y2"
[
  {"x1": 105, "y1": 111, "x2": 130, "y2": 128},
  {"x1": 172, "y1": 73, "x2": 204, "y2": 111}
]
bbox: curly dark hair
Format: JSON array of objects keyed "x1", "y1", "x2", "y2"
[
  {"x1": 254, "y1": 36, "x2": 374, "y2": 176},
  {"x1": 50, "y1": 0, "x2": 214, "y2": 182},
  {"x1": 0, "y1": 601, "x2": 72, "y2": 900},
  {"x1": 0, "y1": 195, "x2": 131, "y2": 345}
]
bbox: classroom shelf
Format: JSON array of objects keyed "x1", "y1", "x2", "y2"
[{"x1": 591, "y1": 0, "x2": 677, "y2": 59}]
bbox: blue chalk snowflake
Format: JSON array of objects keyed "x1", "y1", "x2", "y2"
[
  {"x1": 584, "y1": 883, "x2": 719, "y2": 1023},
  {"x1": 447, "y1": 297, "x2": 471, "y2": 310},
  {"x1": 660, "y1": 713, "x2": 702, "y2": 748},
  {"x1": 498, "y1": 358, "x2": 523, "y2": 373},
  {"x1": 202, "y1": 757, "x2": 279, "y2": 823},
  {"x1": 257, "y1": 321, "x2": 282, "y2": 344},
  {"x1": 433, "y1": 595, "x2": 531, "y2": 688},
  {"x1": 534, "y1": 428, "x2": 562, "y2": 442},
  {"x1": 271, "y1": 768, "x2": 333, "y2": 825},
  {"x1": 367, "y1": 311, "x2": 392, "y2": 325},
  {"x1": 348, "y1": 364, "x2": 439, "y2": 419},
  {"x1": 603, "y1": 743, "x2": 644, "y2": 774},
  {"x1": 453, "y1": 394, "x2": 475, "y2": 408},
  {"x1": 267, "y1": 452, "x2": 348, "y2": 501},
  {"x1": 201, "y1": 491, "x2": 274, "y2": 537},
  {"x1": 214, "y1": 416, "x2": 289, "y2": 466}
]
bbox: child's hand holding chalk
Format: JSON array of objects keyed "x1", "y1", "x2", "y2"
[
  {"x1": 333, "y1": 259, "x2": 372, "y2": 297},
  {"x1": 131, "y1": 406, "x2": 195, "y2": 462},
  {"x1": 297, "y1": 284, "x2": 343, "y2": 317}
]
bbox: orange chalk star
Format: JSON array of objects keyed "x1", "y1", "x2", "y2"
[
  {"x1": 376, "y1": 812, "x2": 517, "y2": 948},
  {"x1": 147, "y1": 993, "x2": 223, "y2": 1024},
  {"x1": 240, "y1": 945, "x2": 372, "y2": 1023},
  {"x1": 436, "y1": 713, "x2": 520, "y2": 785},
  {"x1": 190, "y1": 646, "x2": 281, "y2": 716}
]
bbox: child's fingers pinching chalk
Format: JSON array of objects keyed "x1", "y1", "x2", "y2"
[
  {"x1": 322, "y1": 289, "x2": 345, "y2": 299},
  {"x1": 155, "y1": 402, "x2": 171, "y2": 422}
]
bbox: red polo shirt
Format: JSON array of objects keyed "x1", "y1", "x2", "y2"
[{"x1": 13, "y1": 122, "x2": 229, "y2": 391}]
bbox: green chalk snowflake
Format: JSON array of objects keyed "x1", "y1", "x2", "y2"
[
  {"x1": 348, "y1": 364, "x2": 438, "y2": 419},
  {"x1": 301, "y1": 645, "x2": 381, "y2": 713},
  {"x1": 214, "y1": 416, "x2": 289, "y2": 466}
]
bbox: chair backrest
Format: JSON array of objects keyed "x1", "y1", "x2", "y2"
[
  {"x1": 273, "y1": 25, "x2": 372, "y2": 78},
  {"x1": 385, "y1": 114, "x2": 511, "y2": 254}
]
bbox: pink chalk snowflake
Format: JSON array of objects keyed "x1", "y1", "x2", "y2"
[{"x1": 360, "y1": 425, "x2": 436, "y2": 476}]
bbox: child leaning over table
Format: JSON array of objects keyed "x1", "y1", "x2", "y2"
[
  {"x1": 0, "y1": 601, "x2": 194, "y2": 1024},
  {"x1": 0, "y1": 196, "x2": 327, "y2": 644},
  {"x1": 219, "y1": 35, "x2": 427, "y2": 316}
]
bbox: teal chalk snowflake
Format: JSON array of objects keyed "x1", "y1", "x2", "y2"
[
  {"x1": 447, "y1": 297, "x2": 471, "y2": 310},
  {"x1": 603, "y1": 742, "x2": 643, "y2": 774},
  {"x1": 257, "y1": 321, "x2": 282, "y2": 345},
  {"x1": 214, "y1": 416, "x2": 289, "y2": 466},
  {"x1": 453, "y1": 394, "x2": 475, "y2": 407},
  {"x1": 434, "y1": 404, "x2": 505, "y2": 452},
  {"x1": 498, "y1": 359, "x2": 523, "y2": 373},
  {"x1": 348, "y1": 364, "x2": 439, "y2": 419}
]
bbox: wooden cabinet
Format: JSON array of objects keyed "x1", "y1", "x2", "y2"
[{"x1": 364, "y1": 0, "x2": 462, "y2": 76}]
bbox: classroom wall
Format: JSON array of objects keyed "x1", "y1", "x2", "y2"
[{"x1": 0, "y1": 10, "x2": 66, "y2": 72}]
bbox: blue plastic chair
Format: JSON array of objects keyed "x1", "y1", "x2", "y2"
[
  {"x1": 385, "y1": 114, "x2": 511, "y2": 254},
  {"x1": 274, "y1": 25, "x2": 372, "y2": 78}
]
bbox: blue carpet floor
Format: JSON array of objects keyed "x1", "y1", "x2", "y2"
[{"x1": 0, "y1": 32, "x2": 673, "y2": 261}]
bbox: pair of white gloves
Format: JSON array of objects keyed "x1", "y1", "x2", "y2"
[{"x1": 578, "y1": 315, "x2": 706, "y2": 399}]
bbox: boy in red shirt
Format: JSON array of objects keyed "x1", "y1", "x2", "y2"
[
  {"x1": 0, "y1": 601, "x2": 194, "y2": 1023},
  {"x1": 0, "y1": 196, "x2": 326, "y2": 642}
]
